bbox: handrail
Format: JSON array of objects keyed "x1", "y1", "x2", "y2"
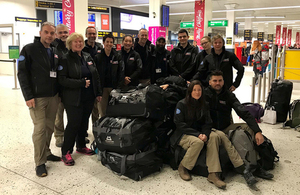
[{"x1": 0, "y1": 59, "x2": 15, "y2": 62}]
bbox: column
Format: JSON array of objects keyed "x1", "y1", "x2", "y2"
[
  {"x1": 149, "y1": 0, "x2": 166, "y2": 26},
  {"x1": 204, "y1": 0, "x2": 212, "y2": 36},
  {"x1": 225, "y1": 11, "x2": 235, "y2": 49},
  {"x1": 74, "y1": 0, "x2": 88, "y2": 36},
  {"x1": 245, "y1": 18, "x2": 252, "y2": 30},
  {"x1": 268, "y1": 23, "x2": 275, "y2": 43},
  {"x1": 257, "y1": 23, "x2": 265, "y2": 42}
]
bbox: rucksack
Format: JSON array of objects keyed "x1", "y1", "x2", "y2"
[
  {"x1": 283, "y1": 99, "x2": 300, "y2": 130},
  {"x1": 254, "y1": 135, "x2": 279, "y2": 170},
  {"x1": 241, "y1": 103, "x2": 264, "y2": 122}
]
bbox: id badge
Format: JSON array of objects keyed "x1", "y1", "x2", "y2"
[
  {"x1": 156, "y1": 68, "x2": 162, "y2": 73},
  {"x1": 50, "y1": 71, "x2": 57, "y2": 78}
]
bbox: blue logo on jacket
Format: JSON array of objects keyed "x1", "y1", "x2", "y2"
[{"x1": 176, "y1": 108, "x2": 181, "y2": 114}]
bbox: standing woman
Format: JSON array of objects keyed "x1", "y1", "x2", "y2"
[
  {"x1": 95, "y1": 34, "x2": 124, "y2": 117},
  {"x1": 121, "y1": 35, "x2": 142, "y2": 88},
  {"x1": 250, "y1": 40, "x2": 262, "y2": 84},
  {"x1": 58, "y1": 33, "x2": 102, "y2": 166}
]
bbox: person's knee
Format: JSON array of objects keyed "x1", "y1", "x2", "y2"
[{"x1": 191, "y1": 138, "x2": 204, "y2": 149}]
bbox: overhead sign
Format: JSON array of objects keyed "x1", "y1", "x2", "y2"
[
  {"x1": 148, "y1": 26, "x2": 167, "y2": 45},
  {"x1": 63, "y1": 0, "x2": 75, "y2": 34},
  {"x1": 161, "y1": 5, "x2": 169, "y2": 27},
  {"x1": 101, "y1": 14, "x2": 110, "y2": 30},
  {"x1": 194, "y1": 0, "x2": 205, "y2": 46},
  {"x1": 226, "y1": 37, "x2": 232, "y2": 45},
  {"x1": 180, "y1": 22, "x2": 194, "y2": 28},
  {"x1": 244, "y1": 30, "x2": 252, "y2": 42},
  {"x1": 8, "y1": 46, "x2": 19, "y2": 59},
  {"x1": 88, "y1": 6, "x2": 109, "y2": 13},
  {"x1": 208, "y1": 20, "x2": 228, "y2": 27},
  {"x1": 282, "y1": 27, "x2": 287, "y2": 45},
  {"x1": 15, "y1": 17, "x2": 42, "y2": 23},
  {"x1": 36, "y1": 1, "x2": 62, "y2": 9},
  {"x1": 287, "y1": 29, "x2": 292, "y2": 47},
  {"x1": 267, "y1": 34, "x2": 274, "y2": 43},
  {"x1": 257, "y1": 32, "x2": 264, "y2": 41},
  {"x1": 98, "y1": 31, "x2": 111, "y2": 37},
  {"x1": 276, "y1": 25, "x2": 281, "y2": 45}
]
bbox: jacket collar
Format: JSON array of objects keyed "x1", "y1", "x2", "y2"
[{"x1": 211, "y1": 46, "x2": 226, "y2": 56}]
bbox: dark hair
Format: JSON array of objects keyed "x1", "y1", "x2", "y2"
[
  {"x1": 103, "y1": 33, "x2": 115, "y2": 43},
  {"x1": 85, "y1": 26, "x2": 96, "y2": 34},
  {"x1": 185, "y1": 80, "x2": 205, "y2": 118},
  {"x1": 178, "y1": 29, "x2": 189, "y2": 36},
  {"x1": 209, "y1": 70, "x2": 223, "y2": 80},
  {"x1": 122, "y1": 35, "x2": 134, "y2": 44}
]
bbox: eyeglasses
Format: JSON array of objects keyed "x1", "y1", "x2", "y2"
[{"x1": 201, "y1": 42, "x2": 209, "y2": 46}]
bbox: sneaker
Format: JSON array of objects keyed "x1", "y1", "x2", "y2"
[
  {"x1": 243, "y1": 169, "x2": 258, "y2": 186},
  {"x1": 36, "y1": 164, "x2": 47, "y2": 177},
  {"x1": 76, "y1": 147, "x2": 95, "y2": 155},
  {"x1": 55, "y1": 137, "x2": 63, "y2": 147},
  {"x1": 253, "y1": 167, "x2": 274, "y2": 180},
  {"x1": 47, "y1": 154, "x2": 61, "y2": 161},
  {"x1": 61, "y1": 151, "x2": 75, "y2": 166},
  {"x1": 207, "y1": 172, "x2": 226, "y2": 189}
]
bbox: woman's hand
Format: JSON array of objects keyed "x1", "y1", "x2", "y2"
[
  {"x1": 124, "y1": 77, "x2": 131, "y2": 85},
  {"x1": 198, "y1": 134, "x2": 207, "y2": 142}
]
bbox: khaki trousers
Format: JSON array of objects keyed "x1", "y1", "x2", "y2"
[
  {"x1": 29, "y1": 94, "x2": 59, "y2": 166},
  {"x1": 206, "y1": 129, "x2": 244, "y2": 173},
  {"x1": 54, "y1": 102, "x2": 64, "y2": 138},
  {"x1": 99, "y1": 88, "x2": 112, "y2": 118},
  {"x1": 178, "y1": 134, "x2": 204, "y2": 170}
]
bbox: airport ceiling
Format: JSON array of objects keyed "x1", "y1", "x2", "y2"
[{"x1": 49, "y1": 0, "x2": 300, "y2": 33}]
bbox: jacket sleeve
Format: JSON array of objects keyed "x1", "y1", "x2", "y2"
[
  {"x1": 169, "y1": 50, "x2": 180, "y2": 76},
  {"x1": 174, "y1": 101, "x2": 201, "y2": 138},
  {"x1": 17, "y1": 46, "x2": 34, "y2": 101},
  {"x1": 129, "y1": 53, "x2": 142, "y2": 80},
  {"x1": 193, "y1": 56, "x2": 209, "y2": 87},
  {"x1": 58, "y1": 58, "x2": 86, "y2": 88},
  {"x1": 117, "y1": 54, "x2": 125, "y2": 89},
  {"x1": 231, "y1": 54, "x2": 245, "y2": 88},
  {"x1": 229, "y1": 93, "x2": 262, "y2": 134},
  {"x1": 90, "y1": 56, "x2": 102, "y2": 97}
]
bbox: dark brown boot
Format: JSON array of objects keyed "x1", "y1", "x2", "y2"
[
  {"x1": 207, "y1": 172, "x2": 226, "y2": 189},
  {"x1": 178, "y1": 163, "x2": 192, "y2": 181}
]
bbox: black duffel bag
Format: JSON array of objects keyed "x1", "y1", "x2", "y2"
[{"x1": 93, "y1": 117, "x2": 156, "y2": 154}]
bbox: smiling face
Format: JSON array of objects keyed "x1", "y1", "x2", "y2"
[
  {"x1": 201, "y1": 37, "x2": 212, "y2": 51},
  {"x1": 191, "y1": 84, "x2": 202, "y2": 100},
  {"x1": 71, "y1": 37, "x2": 84, "y2": 53},
  {"x1": 104, "y1": 37, "x2": 114, "y2": 51},
  {"x1": 122, "y1": 36, "x2": 133, "y2": 51},
  {"x1": 138, "y1": 29, "x2": 148, "y2": 45},
  {"x1": 86, "y1": 27, "x2": 97, "y2": 44},
  {"x1": 56, "y1": 26, "x2": 69, "y2": 42}
]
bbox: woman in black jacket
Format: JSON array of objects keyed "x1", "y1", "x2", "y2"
[
  {"x1": 58, "y1": 33, "x2": 102, "y2": 166},
  {"x1": 121, "y1": 35, "x2": 142, "y2": 89}
]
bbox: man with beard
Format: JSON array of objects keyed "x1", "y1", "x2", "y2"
[{"x1": 150, "y1": 37, "x2": 171, "y2": 84}]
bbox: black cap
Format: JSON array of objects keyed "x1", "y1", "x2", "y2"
[{"x1": 156, "y1": 36, "x2": 166, "y2": 42}]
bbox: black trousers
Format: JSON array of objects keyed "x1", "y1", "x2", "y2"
[{"x1": 62, "y1": 99, "x2": 94, "y2": 155}]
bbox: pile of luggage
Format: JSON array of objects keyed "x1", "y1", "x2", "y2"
[{"x1": 93, "y1": 76, "x2": 186, "y2": 181}]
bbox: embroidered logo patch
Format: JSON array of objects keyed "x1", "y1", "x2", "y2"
[
  {"x1": 185, "y1": 52, "x2": 191, "y2": 55},
  {"x1": 54, "y1": 54, "x2": 58, "y2": 59},
  {"x1": 176, "y1": 108, "x2": 181, "y2": 114},
  {"x1": 219, "y1": 100, "x2": 226, "y2": 105},
  {"x1": 129, "y1": 57, "x2": 134, "y2": 60},
  {"x1": 19, "y1": 55, "x2": 25, "y2": 61},
  {"x1": 87, "y1": 61, "x2": 93, "y2": 65},
  {"x1": 163, "y1": 58, "x2": 166, "y2": 61},
  {"x1": 57, "y1": 65, "x2": 63, "y2": 71},
  {"x1": 223, "y1": 58, "x2": 229, "y2": 62}
]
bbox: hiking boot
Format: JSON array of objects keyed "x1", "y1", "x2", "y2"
[
  {"x1": 253, "y1": 167, "x2": 274, "y2": 180},
  {"x1": 178, "y1": 162, "x2": 192, "y2": 181},
  {"x1": 36, "y1": 164, "x2": 47, "y2": 177},
  {"x1": 61, "y1": 151, "x2": 75, "y2": 166},
  {"x1": 243, "y1": 169, "x2": 258, "y2": 186},
  {"x1": 207, "y1": 172, "x2": 226, "y2": 189},
  {"x1": 76, "y1": 147, "x2": 95, "y2": 155},
  {"x1": 55, "y1": 137, "x2": 63, "y2": 147},
  {"x1": 47, "y1": 154, "x2": 61, "y2": 161}
]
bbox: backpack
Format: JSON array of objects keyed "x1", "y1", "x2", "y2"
[
  {"x1": 228, "y1": 127, "x2": 257, "y2": 167},
  {"x1": 254, "y1": 135, "x2": 279, "y2": 170},
  {"x1": 241, "y1": 103, "x2": 265, "y2": 122},
  {"x1": 283, "y1": 99, "x2": 300, "y2": 130}
]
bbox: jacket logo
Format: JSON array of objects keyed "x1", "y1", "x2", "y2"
[
  {"x1": 129, "y1": 57, "x2": 134, "y2": 60},
  {"x1": 219, "y1": 100, "x2": 226, "y2": 105},
  {"x1": 58, "y1": 65, "x2": 63, "y2": 71},
  {"x1": 112, "y1": 61, "x2": 118, "y2": 64},
  {"x1": 163, "y1": 58, "x2": 166, "y2": 61},
  {"x1": 176, "y1": 108, "x2": 181, "y2": 114},
  {"x1": 87, "y1": 61, "x2": 93, "y2": 65},
  {"x1": 19, "y1": 55, "x2": 25, "y2": 61},
  {"x1": 185, "y1": 52, "x2": 191, "y2": 55},
  {"x1": 97, "y1": 50, "x2": 101, "y2": 53},
  {"x1": 54, "y1": 54, "x2": 58, "y2": 59},
  {"x1": 223, "y1": 58, "x2": 229, "y2": 62}
]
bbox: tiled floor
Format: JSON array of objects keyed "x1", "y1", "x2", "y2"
[{"x1": 1, "y1": 67, "x2": 300, "y2": 195}]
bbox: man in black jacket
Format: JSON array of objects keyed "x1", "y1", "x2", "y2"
[
  {"x1": 150, "y1": 36, "x2": 171, "y2": 84},
  {"x1": 193, "y1": 35, "x2": 244, "y2": 92},
  {"x1": 52, "y1": 24, "x2": 69, "y2": 148},
  {"x1": 134, "y1": 28, "x2": 155, "y2": 84},
  {"x1": 82, "y1": 26, "x2": 103, "y2": 59},
  {"x1": 17, "y1": 22, "x2": 61, "y2": 177},
  {"x1": 169, "y1": 29, "x2": 198, "y2": 81},
  {"x1": 205, "y1": 70, "x2": 274, "y2": 180}
]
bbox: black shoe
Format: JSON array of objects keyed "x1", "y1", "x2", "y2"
[
  {"x1": 36, "y1": 164, "x2": 47, "y2": 177},
  {"x1": 253, "y1": 167, "x2": 274, "y2": 180},
  {"x1": 243, "y1": 169, "x2": 258, "y2": 186},
  {"x1": 85, "y1": 137, "x2": 90, "y2": 144},
  {"x1": 47, "y1": 154, "x2": 61, "y2": 161}
]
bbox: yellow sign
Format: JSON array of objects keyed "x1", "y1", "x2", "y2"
[
  {"x1": 98, "y1": 31, "x2": 111, "y2": 37},
  {"x1": 15, "y1": 17, "x2": 42, "y2": 23}
]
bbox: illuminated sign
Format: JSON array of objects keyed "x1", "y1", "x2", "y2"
[
  {"x1": 161, "y1": 5, "x2": 169, "y2": 27},
  {"x1": 15, "y1": 17, "x2": 43, "y2": 23},
  {"x1": 36, "y1": 1, "x2": 62, "y2": 9},
  {"x1": 180, "y1": 22, "x2": 194, "y2": 28},
  {"x1": 208, "y1": 20, "x2": 228, "y2": 27}
]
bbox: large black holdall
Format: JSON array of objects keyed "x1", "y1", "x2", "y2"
[
  {"x1": 100, "y1": 144, "x2": 163, "y2": 181},
  {"x1": 93, "y1": 117, "x2": 156, "y2": 154},
  {"x1": 265, "y1": 78, "x2": 293, "y2": 122}
]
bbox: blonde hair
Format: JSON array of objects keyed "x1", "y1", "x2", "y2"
[
  {"x1": 66, "y1": 33, "x2": 84, "y2": 50},
  {"x1": 251, "y1": 40, "x2": 262, "y2": 51},
  {"x1": 212, "y1": 35, "x2": 225, "y2": 45}
]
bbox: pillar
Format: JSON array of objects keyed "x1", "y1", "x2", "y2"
[
  {"x1": 74, "y1": 0, "x2": 88, "y2": 36},
  {"x1": 204, "y1": 0, "x2": 212, "y2": 36},
  {"x1": 149, "y1": 0, "x2": 166, "y2": 26},
  {"x1": 225, "y1": 11, "x2": 235, "y2": 49},
  {"x1": 245, "y1": 18, "x2": 252, "y2": 29}
]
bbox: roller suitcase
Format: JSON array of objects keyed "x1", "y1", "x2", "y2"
[
  {"x1": 100, "y1": 144, "x2": 163, "y2": 181},
  {"x1": 93, "y1": 117, "x2": 156, "y2": 154},
  {"x1": 265, "y1": 79, "x2": 293, "y2": 122}
]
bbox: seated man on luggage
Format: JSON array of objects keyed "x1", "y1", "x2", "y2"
[
  {"x1": 204, "y1": 70, "x2": 274, "y2": 180},
  {"x1": 171, "y1": 80, "x2": 257, "y2": 189}
]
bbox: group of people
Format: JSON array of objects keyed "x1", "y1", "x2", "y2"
[{"x1": 18, "y1": 21, "x2": 273, "y2": 190}]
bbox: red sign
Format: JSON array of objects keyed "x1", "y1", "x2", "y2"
[
  {"x1": 62, "y1": 0, "x2": 75, "y2": 34},
  {"x1": 116, "y1": 44, "x2": 121, "y2": 51},
  {"x1": 275, "y1": 25, "x2": 281, "y2": 45},
  {"x1": 101, "y1": 14, "x2": 109, "y2": 30},
  {"x1": 296, "y1": 32, "x2": 300, "y2": 45},
  {"x1": 148, "y1": 26, "x2": 167, "y2": 45},
  {"x1": 282, "y1": 27, "x2": 287, "y2": 45},
  {"x1": 287, "y1": 29, "x2": 292, "y2": 47},
  {"x1": 194, "y1": 0, "x2": 205, "y2": 46}
]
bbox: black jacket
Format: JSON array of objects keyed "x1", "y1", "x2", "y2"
[
  {"x1": 205, "y1": 86, "x2": 262, "y2": 134},
  {"x1": 18, "y1": 38, "x2": 59, "y2": 101},
  {"x1": 150, "y1": 47, "x2": 171, "y2": 84},
  {"x1": 52, "y1": 38, "x2": 68, "y2": 58},
  {"x1": 120, "y1": 47, "x2": 142, "y2": 86},
  {"x1": 171, "y1": 98, "x2": 212, "y2": 145},
  {"x1": 169, "y1": 43, "x2": 198, "y2": 80},
  {"x1": 193, "y1": 46, "x2": 244, "y2": 89},
  {"x1": 82, "y1": 40, "x2": 103, "y2": 59},
  {"x1": 134, "y1": 38, "x2": 155, "y2": 79},
  {"x1": 95, "y1": 49, "x2": 124, "y2": 89},
  {"x1": 193, "y1": 50, "x2": 209, "y2": 74},
  {"x1": 58, "y1": 50, "x2": 101, "y2": 107}
]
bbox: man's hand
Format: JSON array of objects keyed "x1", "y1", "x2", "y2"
[
  {"x1": 124, "y1": 77, "x2": 131, "y2": 85},
  {"x1": 160, "y1": 84, "x2": 169, "y2": 90},
  {"x1": 229, "y1": 85, "x2": 236, "y2": 92},
  {"x1": 26, "y1": 99, "x2": 35, "y2": 108},
  {"x1": 96, "y1": 96, "x2": 102, "y2": 102},
  {"x1": 85, "y1": 78, "x2": 90, "y2": 88},
  {"x1": 198, "y1": 134, "x2": 207, "y2": 142},
  {"x1": 255, "y1": 132, "x2": 264, "y2": 146}
]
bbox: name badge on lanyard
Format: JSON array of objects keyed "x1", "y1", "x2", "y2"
[
  {"x1": 50, "y1": 71, "x2": 57, "y2": 78},
  {"x1": 156, "y1": 68, "x2": 162, "y2": 73}
]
